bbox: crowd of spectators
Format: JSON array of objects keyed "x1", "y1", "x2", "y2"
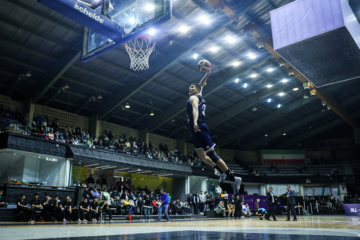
[{"x1": 303, "y1": 194, "x2": 346, "y2": 215}]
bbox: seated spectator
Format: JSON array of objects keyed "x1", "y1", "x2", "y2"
[
  {"x1": 228, "y1": 203, "x2": 235, "y2": 217},
  {"x1": 92, "y1": 188, "x2": 101, "y2": 199},
  {"x1": 152, "y1": 198, "x2": 159, "y2": 214},
  {"x1": 102, "y1": 189, "x2": 110, "y2": 201},
  {"x1": 47, "y1": 130, "x2": 55, "y2": 141},
  {"x1": 110, "y1": 189, "x2": 120, "y2": 199},
  {"x1": 54, "y1": 130, "x2": 60, "y2": 141},
  {"x1": 41, "y1": 194, "x2": 53, "y2": 221},
  {"x1": 69, "y1": 197, "x2": 78, "y2": 221},
  {"x1": 182, "y1": 200, "x2": 191, "y2": 214},
  {"x1": 29, "y1": 193, "x2": 42, "y2": 223},
  {"x1": 143, "y1": 196, "x2": 152, "y2": 219},
  {"x1": 112, "y1": 196, "x2": 123, "y2": 214},
  {"x1": 17, "y1": 194, "x2": 31, "y2": 221},
  {"x1": 99, "y1": 198, "x2": 112, "y2": 222},
  {"x1": 123, "y1": 197, "x2": 136, "y2": 215},
  {"x1": 79, "y1": 198, "x2": 90, "y2": 222},
  {"x1": 52, "y1": 195, "x2": 65, "y2": 222},
  {"x1": 83, "y1": 187, "x2": 92, "y2": 200},
  {"x1": 97, "y1": 195, "x2": 104, "y2": 205},
  {"x1": 215, "y1": 201, "x2": 227, "y2": 217},
  {"x1": 0, "y1": 190, "x2": 7, "y2": 208},
  {"x1": 63, "y1": 196, "x2": 72, "y2": 221},
  {"x1": 174, "y1": 199, "x2": 181, "y2": 215},
  {"x1": 137, "y1": 196, "x2": 144, "y2": 215},
  {"x1": 90, "y1": 197, "x2": 100, "y2": 222},
  {"x1": 120, "y1": 190, "x2": 129, "y2": 200},
  {"x1": 242, "y1": 202, "x2": 251, "y2": 217}
]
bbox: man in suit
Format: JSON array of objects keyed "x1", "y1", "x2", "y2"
[
  {"x1": 193, "y1": 192, "x2": 200, "y2": 214},
  {"x1": 187, "y1": 193, "x2": 194, "y2": 214},
  {"x1": 266, "y1": 187, "x2": 277, "y2": 221},
  {"x1": 279, "y1": 185, "x2": 297, "y2": 221}
]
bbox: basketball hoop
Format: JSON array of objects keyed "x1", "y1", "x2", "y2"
[{"x1": 124, "y1": 35, "x2": 156, "y2": 71}]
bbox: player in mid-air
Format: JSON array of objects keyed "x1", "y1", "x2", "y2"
[{"x1": 186, "y1": 68, "x2": 242, "y2": 195}]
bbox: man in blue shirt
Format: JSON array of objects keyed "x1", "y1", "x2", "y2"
[
  {"x1": 256, "y1": 208, "x2": 268, "y2": 220},
  {"x1": 158, "y1": 189, "x2": 170, "y2": 222},
  {"x1": 279, "y1": 185, "x2": 297, "y2": 221}
]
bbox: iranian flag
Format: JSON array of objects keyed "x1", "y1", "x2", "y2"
[{"x1": 261, "y1": 150, "x2": 305, "y2": 164}]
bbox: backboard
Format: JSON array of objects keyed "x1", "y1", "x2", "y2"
[{"x1": 38, "y1": 0, "x2": 172, "y2": 62}]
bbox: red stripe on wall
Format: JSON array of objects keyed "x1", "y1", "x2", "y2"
[{"x1": 263, "y1": 159, "x2": 305, "y2": 164}]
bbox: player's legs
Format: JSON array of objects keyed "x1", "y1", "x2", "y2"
[{"x1": 195, "y1": 148, "x2": 216, "y2": 167}]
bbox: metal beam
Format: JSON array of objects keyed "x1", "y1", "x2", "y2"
[
  {"x1": 250, "y1": 92, "x2": 360, "y2": 149},
  {"x1": 95, "y1": 12, "x2": 230, "y2": 120},
  {"x1": 34, "y1": 50, "x2": 81, "y2": 103}
]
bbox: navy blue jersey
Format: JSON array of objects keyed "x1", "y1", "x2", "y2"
[{"x1": 186, "y1": 94, "x2": 206, "y2": 126}]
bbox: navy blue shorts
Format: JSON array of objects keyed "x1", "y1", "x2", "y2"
[{"x1": 190, "y1": 123, "x2": 216, "y2": 153}]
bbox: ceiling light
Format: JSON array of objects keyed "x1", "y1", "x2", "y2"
[
  {"x1": 293, "y1": 87, "x2": 299, "y2": 91},
  {"x1": 226, "y1": 36, "x2": 236, "y2": 44},
  {"x1": 303, "y1": 82, "x2": 310, "y2": 89},
  {"x1": 252, "y1": 107, "x2": 257, "y2": 111},
  {"x1": 249, "y1": 74, "x2": 257, "y2": 78},
  {"x1": 310, "y1": 89, "x2": 317, "y2": 96},
  {"x1": 256, "y1": 40, "x2": 265, "y2": 49},
  {"x1": 64, "y1": 83, "x2": 69, "y2": 89},
  {"x1": 231, "y1": 61, "x2": 241, "y2": 67},
  {"x1": 266, "y1": 84, "x2": 273, "y2": 88},
  {"x1": 267, "y1": 98, "x2": 272, "y2": 103},
  {"x1": 129, "y1": 17, "x2": 136, "y2": 25},
  {"x1": 192, "y1": 53, "x2": 199, "y2": 59},
  {"x1": 147, "y1": 28, "x2": 156, "y2": 36},
  {"x1": 171, "y1": 118, "x2": 176, "y2": 123},
  {"x1": 321, "y1": 99, "x2": 327, "y2": 106},
  {"x1": 25, "y1": 70, "x2": 31, "y2": 78},
  {"x1": 114, "y1": 168, "x2": 130, "y2": 171},
  {"x1": 243, "y1": 83, "x2": 248, "y2": 88},
  {"x1": 266, "y1": 68, "x2": 274, "y2": 73},
  {"x1": 84, "y1": 163, "x2": 99, "y2": 167},
  {"x1": 144, "y1": 3, "x2": 155, "y2": 11},
  {"x1": 179, "y1": 25, "x2": 190, "y2": 34},
  {"x1": 97, "y1": 94, "x2": 102, "y2": 100},
  {"x1": 278, "y1": 59, "x2": 286, "y2": 67},
  {"x1": 210, "y1": 46, "x2": 219, "y2": 53},
  {"x1": 234, "y1": 78, "x2": 240, "y2": 83},
  {"x1": 278, "y1": 92, "x2": 285, "y2": 97},
  {"x1": 198, "y1": 15, "x2": 211, "y2": 25},
  {"x1": 281, "y1": 78, "x2": 288, "y2": 83},
  {"x1": 277, "y1": 104, "x2": 282, "y2": 108},
  {"x1": 303, "y1": 91, "x2": 310, "y2": 99},
  {"x1": 125, "y1": 103, "x2": 130, "y2": 109},
  {"x1": 327, "y1": 105, "x2": 332, "y2": 110},
  {"x1": 247, "y1": 53, "x2": 257, "y2": 59},
  {"x1": 150, "y1": 111, "x2": 155, "y2": 116},
  {"x1": 265, "y1": 134, "x2": 268, "y2": 137},
  {"x1": 283, "y1": 133, "x2": 287, "y2": 136},
  {"x1": 287, "y1": 68, "x2": 294, "y2": 76}
]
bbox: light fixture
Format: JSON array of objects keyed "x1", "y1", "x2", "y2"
[
  {"x1": 243, "y1": 83, "x2": 248, "y2": 88},
  {"x1": 147, "y1": 28, "x2": 156, "y2": 36},
  {"x1": 278, "y1": 58, "x2": 286, "y2": 67},
  {"x1": 179, "y1": 25, "x2": 190, "y2": 34},
  {"x1": 198, "y1": 15, "x2": 211, "y2": 25},
  {"x1": 303, "y1": 91, "x2": 310, "y2": 99},
  {"x1": 287, "y1": 68, "x2": 294, "y2": 76},
  {"x1": 171, "y1": 118, "x2": 176, "y2": 123},
  {"x1": 226, "y1": 36, "x2": 236, "y2": 44},
  {"x1": 283, "y1": 133, "x2": 287, "y2": 136},
  {"x1": 264, "y1": 134, "x2": 268, "y2": 137},
  {"x1": 150, "y1": 111, "x2": 155, "y2": 116},
  {"x1": 321, "y1": 99, "x2": 327, "y2": 106},
  {"x1": 125, "y1": 103, "x2": 130, "y2": 109},
  {"x1": 249, "y1": 73, "x2": 257, "y2": 78},
  {"x1": 266, "y1": 68, "x2": 274, "y2": 73},
  {"x1": 278, "y1": 92, "x2": 285, "y2": 97},
  {"x1": 256, "y1": 39, "x2": 265, "y2": 49},
  {"x1": 114, "y1": 168, "x2": 129, "y2": 171},
  {"x1": 231, "y1": 61, "x2": 241, "y2": 67},
  {"x1": 252, "y1": 107, "x2": 257, "y2": 112},
  {"x1": 303, "y1": 82, "x2": 310, "y2": 89},
  {"x1": 234, "y1": 78, "x2": 240, "y2": 83},
  {"x1": 293, "y1": 87, "x2": 299, "y2": 91},
  {"x1": 210, "y1": 46, "x2": 219, "y2": 53},
  {"x1": 277, "y1": 104, "x2": 282, "y2": 108},
  {"x1": 144, "y1": 3, "x2": 155, "y2": 11},
  {"x1": 247, "y1": 52, "x2": 257, "y2": 59},
  {"x1": 266, "y1": 84, "x2": 273, "y2": 88},
  {"x1": 281, "y1": 78, "x2": 288, "y2": 83},
  {"x1": 267, "y1": 98, "x2": 272, "y2": 103},
  {"x1": 84, "y1": 163, "x2": 99, "y2": 167},
  {"x1": 97, "y1": 93, "x2": 102, "y2": 100},
  {"x1": 64, "y1": 83, "x2": 69, "y2": 89},
  {"x1": 310, "y1": 89, "x2": 317, "y2": 96},
  {"x1": 192, "y1": 53, "x2": 199, "y2": 59},
  {"x1": 327, "y1": 105, "x2": 332, "y2": 110},
  {"x1": 25, "y1": 70, "x2": 31, "y2": 78}
]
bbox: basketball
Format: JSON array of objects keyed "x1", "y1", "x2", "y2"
[{"x1": 198, "y1": 59, "x2": 212, "y2": 73}]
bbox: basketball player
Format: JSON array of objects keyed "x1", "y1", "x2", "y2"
[{"x1": 187, "y1": 70, "x2": 242, "y2": 194}]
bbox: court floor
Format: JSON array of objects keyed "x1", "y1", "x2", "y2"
[{"x1": 0, "y1": 215, "x2": 359, "y2": 240}]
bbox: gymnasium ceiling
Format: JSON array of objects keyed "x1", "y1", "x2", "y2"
[{"x1": 1, "y1": 0, "x2": 360, "y2": 151}]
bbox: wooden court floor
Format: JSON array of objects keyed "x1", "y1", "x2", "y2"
[{"x1": 0, "y1": 215, "x2": 359, "y2": 239}]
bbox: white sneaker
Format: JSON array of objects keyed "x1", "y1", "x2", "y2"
[
  {"x1": 83, "y1": 219, "x2": 88, "y2": 222},
  {"x1": 219, "y1": 173, "x2": 227, "y2": 183},
  {"x1": 232, "y1": 177, "x2": 242, "y2": 195},
  {"x1": 78, "y1": 219, "x2": 82, "y2": 222}
]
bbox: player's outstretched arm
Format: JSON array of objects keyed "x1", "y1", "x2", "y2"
[{"x1": 199, "y1": 70, "x2": 211, "y2": 95}]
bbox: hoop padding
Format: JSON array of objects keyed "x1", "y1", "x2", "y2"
[{"x1": 125, "y1": 36, "x2": 156, "y2": 71}]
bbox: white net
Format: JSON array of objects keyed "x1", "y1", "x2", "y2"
[{"x1": 124, "y1": 36, "x2": 156, "y2": 71}]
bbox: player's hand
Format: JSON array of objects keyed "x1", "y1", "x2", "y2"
[
  {"x1": 194, "y1": 123, "x2": 201, "y2": 132},
  {"x1": 287, "y1": 195, "x2": 289, "y2": 198}
]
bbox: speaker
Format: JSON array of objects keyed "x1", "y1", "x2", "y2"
[{"x1": 271, "y1": 0, "x2": 360, "y2": 87}]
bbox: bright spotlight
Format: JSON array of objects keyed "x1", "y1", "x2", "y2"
[
  {"x1": 144, "y1": 3, "x2": 155, "y2": 11},
  {"x1": 210, "y1": 46, "x2": 219, "y2": 53},
  {"x1": 266, "y1": 84, "x2": 273, "y2": 88},
  {"x1": 192, "y1": 53, "x2": 199, "y2": 59},
  {"x1": 198, "y1": 15, "x2": 211, "y2": 25},
  {"x1": 148, "y1": 28, "x2": 156, "y2": 36},
  {"x1": 247, "y1": 53, "x2": 257, "y2": 59},
  {"x1": 232, "y1": 61, "x2": 241, "y2": 67},
  {"x1": 267, "y1": 98, "x2": 272, "y2": 103},
  {"x1": 278, "y1": 92, "x2": 285, "y2": 97},
  {"x1": 226, "y1": 36, "x2": 236, "y2": 44},
  {"x1": 179, "y1": 25, "x2": 190, "y2": 34},
  {"x1": 249, "y1": 74, "x2": 257, "y2": 78},
  {"x1": 281, "y1": 78, "x2": 288, "y2": 83},
  {"x1": 234, "y1": 78, "x2": 240, "y2": 83},
  {"x1": 277, "y1": 104, "x2": 282, "y2": 108},
  {"x1": 243, "y1": 83, "x2": 248, "y2": 88},
  {"x1": 266, "y1": 68, "x2": 274, "y2": 73},
  {"x1": 293, "y1": 87, "x2": 299, "y2": 91},
  {"x1": 129, "y1": 17, "x2": 135, "y2": 25}
]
